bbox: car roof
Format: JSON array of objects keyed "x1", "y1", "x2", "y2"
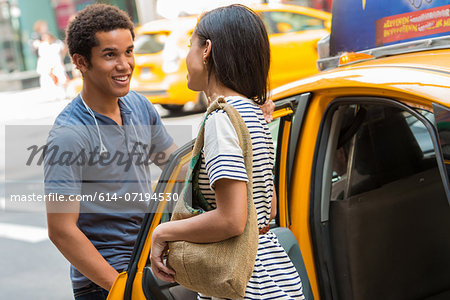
[
  {"x1": 271, "y1": 48, "x2": 450, "y2": 107},
  {"x1": 252, "y1": 3, "x2": 331, "y2": 21}
]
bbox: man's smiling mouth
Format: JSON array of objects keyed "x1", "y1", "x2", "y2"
[{"x1": 113, "y1": 75, "x2": 129, "y2": 82}]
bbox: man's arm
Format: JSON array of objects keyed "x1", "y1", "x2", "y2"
[
  {"x1": 150, "y1": 142, "x2": 178, "y2": 170},
  {"x1": 46, "y1": 196, "x2": 118, "y2": 290}
]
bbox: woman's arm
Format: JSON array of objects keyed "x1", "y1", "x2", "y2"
[
  {"x1": 150, "y1": 178, "x2": 247, "y2": 281},
  {"x1": 154, "y1": 178, "x2": 247, "y2": 242}
]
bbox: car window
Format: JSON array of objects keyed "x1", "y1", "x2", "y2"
[
  {"x1": 404, "y1": 111, "x2": 435, "y2": 157},
  {"x1": 329, "y1": 104, "x2": 441, "y2": 200},
  {"x1": 268, "y1": 118, "x2": 281, "y2": 166},
  {"x1": 261, "y1": 11, "x2": 324, "y2": 34},
  {"x1": 134, "y1": 31, "x2": 170, "y2": 54},
  {"x1": 160, "y1": 157, "x2": 189, "y2": 224}
]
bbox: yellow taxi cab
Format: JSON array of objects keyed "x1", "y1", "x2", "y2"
[
  {"x1": 107, "y1": 0, "x2": 450, "y2": 299},
  {"x1": 131, "y1": 3, "x2": 331, "y2": 112},
  {"x1": 131, "y1": 16, "x2": 199, "y2": 112}
]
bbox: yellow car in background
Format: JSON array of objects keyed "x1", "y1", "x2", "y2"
[
  {"x1": 131, "y1": 16, "x2": 198, "y2": 112},
  {"x1": 131, "y1": 3, "x2": 331, "y2": 112}
]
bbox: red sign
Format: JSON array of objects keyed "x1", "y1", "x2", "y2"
[
  {"x1": 55, "y1": 3, "x2": 76, "y2": 30},
  {"x1": 376, "y1": 5, "x2": 450, "y2": 46}
]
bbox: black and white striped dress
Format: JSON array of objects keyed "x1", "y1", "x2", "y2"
[{"x1": 197, "y1": 96, "x2": 304, "y2": 300}]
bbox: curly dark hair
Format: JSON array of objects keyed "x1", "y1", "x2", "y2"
[{"x1": 66, "y1": 4, "x2": 135, "y2": 65}]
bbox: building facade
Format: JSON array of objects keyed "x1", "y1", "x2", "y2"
[{"x1": 0, "y1": 0, "x2": 138, "y2": 75}]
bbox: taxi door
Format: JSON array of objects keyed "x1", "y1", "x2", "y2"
[
  {"x1": 107, "y1": 96, "x2": 313, "y2": 300},
  {"x1": 291, "y1": 93, "x2": 450, "y2": 300}
]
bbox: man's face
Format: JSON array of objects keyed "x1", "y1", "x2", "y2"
[{"x1": 82, "y1": 29, "x2": 135, "y2": 100}]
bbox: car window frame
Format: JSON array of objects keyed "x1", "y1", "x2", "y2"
[
  {"x1": 271, "y1": 93, "x2": 312, "y2": 227},
  {"x1": 272, "y1": 107, "x2": 293, "y2": 227}
]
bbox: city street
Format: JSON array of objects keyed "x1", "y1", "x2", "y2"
[{"x1": 0, "y1": 87, "x2": 203, "y2": 299}]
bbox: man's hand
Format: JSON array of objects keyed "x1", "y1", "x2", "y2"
[{"x1": 260, "y1": 99, "x2": 275, "y2": 123}]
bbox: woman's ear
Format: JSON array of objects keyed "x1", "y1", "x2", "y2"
[
  {"x1": 203, "y1": 39, "x2": 212, "y2": 63},
  {"x1": 72, "y1": 53, "x2": 89, "y2": 73}
]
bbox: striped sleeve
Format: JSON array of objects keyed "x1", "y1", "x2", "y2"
[{"x1": 203, "y1": 110, "x2": 249, "y2": 190}]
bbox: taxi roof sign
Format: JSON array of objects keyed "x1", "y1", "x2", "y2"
[{"x1": 330, "y1": 0, "x2": 450, "y2": 55}]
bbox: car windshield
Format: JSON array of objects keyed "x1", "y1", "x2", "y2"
[{"x1": 134, "y1": 31, "x2": 170, "y2": 54}]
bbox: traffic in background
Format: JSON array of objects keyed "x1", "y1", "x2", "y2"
[{"x1": 68, "y1": 3, "x2": 331, "y2": 113}]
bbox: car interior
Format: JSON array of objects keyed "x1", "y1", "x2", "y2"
[{"x1": 325, "y1": 102, "x2": 450, "y2": 300}]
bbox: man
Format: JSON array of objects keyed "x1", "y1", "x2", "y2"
[{"x1": 44, "y1": 4, "x2": 176, "y2": 299}]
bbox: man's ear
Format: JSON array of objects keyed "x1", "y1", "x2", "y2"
[
  {"x1": 203, "y1": 39, "x2": 212, "y2": 63},
  {"x1": 72, "y1": 53, "x2": 89, "y2": 73}
]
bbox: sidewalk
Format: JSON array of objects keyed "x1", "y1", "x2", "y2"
[{"x1": 0, "y1": 87, "x2": 70, "y2": 124}]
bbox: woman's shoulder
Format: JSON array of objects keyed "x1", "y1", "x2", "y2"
[
  {"x1": 205, "y1": 96, "x2": 267, "y2": 130},
  {"x1": 225, "y1": 96, "x2": 258, "y2": 110},
  {"x1": 226, "y1": 97, "x2": 263, "y2": 117}
]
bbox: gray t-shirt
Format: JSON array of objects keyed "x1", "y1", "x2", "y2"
[{"x1": 44, "y1": 91, "x2": 173, "y2": 289}]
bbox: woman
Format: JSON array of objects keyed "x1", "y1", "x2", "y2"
[{"x1": 150, "y1": 5, "x2": 304, "y2": 299}]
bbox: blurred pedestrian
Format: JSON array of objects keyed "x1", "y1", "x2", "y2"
[
  {"x1": 36, "y1": 32, "x2": 68, "y2": 100},
  {"x1": 30, "y1": 20, "x2": 48, "y2": 57},
  {"x1": 150, "y1": 4, "x2": 304, "y2": 300}
]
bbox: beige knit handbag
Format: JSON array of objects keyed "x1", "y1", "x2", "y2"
[{"x1": 167, "y1": 96, "x2": 259, "y2": 298}]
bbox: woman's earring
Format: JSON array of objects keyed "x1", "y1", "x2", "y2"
[{"x1": 203, "y1": 60, "x2": 207, "y2": 65}]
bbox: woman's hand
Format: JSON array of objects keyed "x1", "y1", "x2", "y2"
[{"x1": 150, "y1": 225, "x2": 176, "y2": 282}]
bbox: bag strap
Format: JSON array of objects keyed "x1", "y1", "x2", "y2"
[{"x1": 187, "y1": 96, "x2": 253, "y2": 212}]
